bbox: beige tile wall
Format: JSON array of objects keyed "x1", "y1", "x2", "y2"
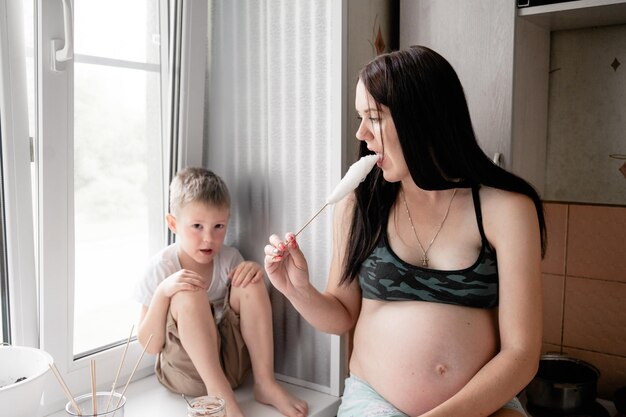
[{"x1": 541, "y1": 202, "x2": 626, "y2": 400}]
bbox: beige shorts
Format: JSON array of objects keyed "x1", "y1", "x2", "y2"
[{"x1": 155, "y1": 285, "x2": 251, "y2": 396}]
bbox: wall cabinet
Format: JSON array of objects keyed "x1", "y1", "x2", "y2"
[
  {"x1": 516, "y1": 0, "x2": 626, "y2": 205},
  {"x1": 400, "y1": 0, "x2": 626, "y2": 203}
]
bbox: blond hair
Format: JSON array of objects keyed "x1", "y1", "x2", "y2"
[{"x1": 169, "y1": 167, "x2": 230, "y2": 215}]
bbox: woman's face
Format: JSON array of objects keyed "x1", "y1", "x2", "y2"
[{"x1": 355, "y1": 79, "x2": 409, "y2": 183}]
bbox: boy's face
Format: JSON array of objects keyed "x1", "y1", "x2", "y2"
[{"x1": 166, "y1": 201, "x2": 229, "y2": 267}]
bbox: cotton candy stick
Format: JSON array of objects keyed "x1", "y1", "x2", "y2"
[{"x1": 294, "y1": 154, "x2": 379, "y2": 237}]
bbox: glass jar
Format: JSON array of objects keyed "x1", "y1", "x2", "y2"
[{"x1": 187, "y1": 395, "x2": 226, "y2": 417}]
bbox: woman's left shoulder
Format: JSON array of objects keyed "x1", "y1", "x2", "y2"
[
  {"x1": 479, "y1": 186, "x2": 536, "y2": 210},
  {"x1": 478, "y1": 186, "x2": 539, "y2": 228}
]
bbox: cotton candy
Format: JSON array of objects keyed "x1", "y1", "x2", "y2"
[
  {"x1": 294, "y1": 154, "x2": 380, "y2": 237},
  {"x1": 325, "y1": 154, "x2": 379, "y2": 204}
]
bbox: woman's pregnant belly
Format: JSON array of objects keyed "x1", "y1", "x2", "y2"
[{"x1": 349, "y1": 299, "x2": 499, "y2": 416}]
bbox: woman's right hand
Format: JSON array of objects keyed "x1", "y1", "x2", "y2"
[
  {"x1": 158, "y1": 269, "x2": 208, "y2": 299},
  {"x1": 264, "y1": 232, "x2": 311, "y2": 298}
]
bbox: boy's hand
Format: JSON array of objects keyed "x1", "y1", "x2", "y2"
[
  {"x1": 229, "y1": 261, "x2": 264, "y2": 287},
  {"x1": 159, "y1": 269, "x2": 208, "y2": 298}
]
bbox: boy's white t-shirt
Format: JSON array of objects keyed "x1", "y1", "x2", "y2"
[{"x1": 133, "y1": 243, "x2": 244, "y2": 323}]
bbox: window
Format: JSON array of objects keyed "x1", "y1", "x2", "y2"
[
  {"x1": 33, "y1": 0, "x2": 169, "y2": 359},
  {"x1": 2, "y1": 0, "x2": 207, "y2": 412}
]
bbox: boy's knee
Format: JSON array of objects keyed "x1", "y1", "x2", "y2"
[
  {"x1": 170, "y1": 289, "x2": 212, "y2": 319},
  {"x1": 231, "y1": 279, "x2": 268, "y2": 300},
  {"x1": 229, "y1": 279, "x2": 269, "y2": 312}
]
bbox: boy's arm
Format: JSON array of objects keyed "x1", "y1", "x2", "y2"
[
  {"x1": 137, "y1": 269, "x2": 208, "y2": 354},
  {"x1": 136, "y1": 286, "x2": 171, "y2": 355}
]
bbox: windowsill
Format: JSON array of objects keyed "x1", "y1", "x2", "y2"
[
  {"x1": 45, "y1": 373, "x2": 620, "y2": 417},
  {"x1": 45, "y1": 373, "x2": 341, "y2": 417}
]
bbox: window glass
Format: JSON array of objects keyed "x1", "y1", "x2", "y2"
[
  {"x1": 72, "y1": 0, "x2": 166, "y2": 356},
  {"x1": 75, "y1": 0, "x2": 161, "y2": 64}
]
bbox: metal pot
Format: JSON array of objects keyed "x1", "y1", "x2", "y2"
[
  {"x1": 525, "y1": 354, "x2": 600, "y2": 413},
  {"x1": 614, "y1": 386, "x2": 626, "y2": 415}
]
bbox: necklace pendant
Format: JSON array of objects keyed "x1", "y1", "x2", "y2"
[{"x1": 401, "y1": 188, "x2": 457, "y2": 271}]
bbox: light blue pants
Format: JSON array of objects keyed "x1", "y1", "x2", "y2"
[{"x1": 337, "y1": 374, "x2": 528, "y2": 417}]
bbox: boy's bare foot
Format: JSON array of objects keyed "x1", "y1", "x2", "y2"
[
  {"x1": 254, "y1": 380, "x2": 309, "y2": 417},
  {"x1": 224, "y1": 399, "x2": 245, "y2": 417}
]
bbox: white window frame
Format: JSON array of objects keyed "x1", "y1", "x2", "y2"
[
  {"x1": 2, "y1": 0, "x2": 208, "y2": 413},
  {"x1": 0, "y1": 0, "x2": 38, "y2": 348}
]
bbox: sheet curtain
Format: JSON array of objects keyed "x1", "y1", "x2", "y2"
[{"x1": 204, "y1": 0, "x2": 337, "y2": 390}]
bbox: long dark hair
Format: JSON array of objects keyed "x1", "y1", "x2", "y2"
[{"x1": 340, "y1": 46, "x2": 546, "y2": 285}]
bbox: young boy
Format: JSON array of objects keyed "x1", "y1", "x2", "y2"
[{"x1": 134, "y1": 167, "x2": 308, "y2": 417}]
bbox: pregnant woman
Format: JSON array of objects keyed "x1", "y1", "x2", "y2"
[{"x1": 265, "y1": 46, "x2": 545, "y2": 417}]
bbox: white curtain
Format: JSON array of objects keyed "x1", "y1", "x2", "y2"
[{"x1": 204, "y1": 0, "x2": 342, "y2": 392}]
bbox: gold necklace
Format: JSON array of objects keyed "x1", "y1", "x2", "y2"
[{"x1": 400, "y1": 188, "x2": 457, "y2": 267}]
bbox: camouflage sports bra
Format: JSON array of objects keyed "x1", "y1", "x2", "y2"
[{"x1": 358, "y1": 187, "x2": 499, "y2": 308}]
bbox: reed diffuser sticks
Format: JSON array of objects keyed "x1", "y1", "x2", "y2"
[
  {"x1": 47, "y1": 327, "x2": 152, "y2": 417},
  {"x1": 90, "y1": 360, "x2": 97, "y2": 415},
  {"x1": 111, "y1": 334, "x2": 153, "y2": 417},
  {"x1": 104, "y1": 325, "x2": 134, "y2": 413},
  {"x1": 48, "y1": 363, "x2": 82, "y2": 416}
]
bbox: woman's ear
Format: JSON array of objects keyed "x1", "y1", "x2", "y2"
[{"x1": 166, "y1": 213, "x2": 177, "y2": 233}]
